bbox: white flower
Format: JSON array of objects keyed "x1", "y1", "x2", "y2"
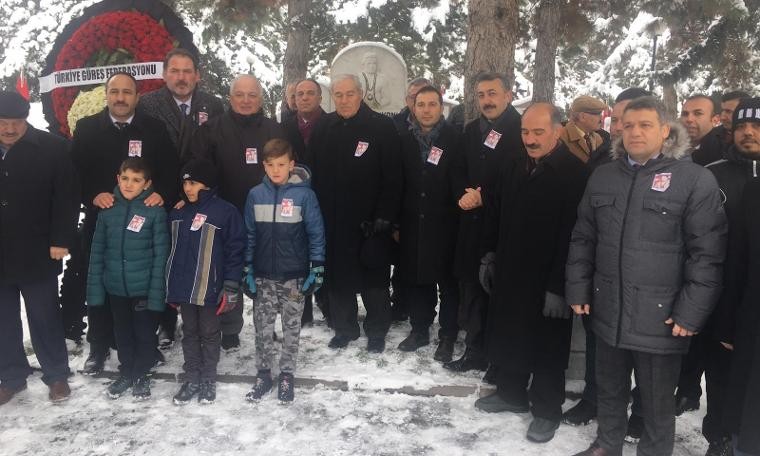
[{"x1": 67, "y1": 85, "x2": 105, "y2": 134}]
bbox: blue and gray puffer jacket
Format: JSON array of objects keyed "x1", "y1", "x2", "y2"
[
  {"x1": 244, "y1": 165, "x2": 326, "y2": 280},
  {"x1": 165, "y1": 189, "x2": 245, "y2": 307}
]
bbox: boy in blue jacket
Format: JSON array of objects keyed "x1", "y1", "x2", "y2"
[
  {"x1": 243, "y1": 138, "x2": 326, "y2": 403},
  {"x1": 87, "y1": 158, "x2": 169, "y2": 400},
  {"x1": 166, "y1": 159, "x2": 245, "y2": 405}
]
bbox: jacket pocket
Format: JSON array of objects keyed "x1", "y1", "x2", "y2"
[
  {"x1": 640, "y1": 198, "x2": 684, "y2": 243},
  {"x1": 632, "y1": 286, "x2": 677, "y2": 337},
  {"x1": 590, "y1": 194, "x2": 616, "y2": 233},
  {"x1": 591, "y1": 274, "x2": 616, "y2": 328}
]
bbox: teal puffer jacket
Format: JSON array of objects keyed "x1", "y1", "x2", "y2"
[{"x1": 87, "y1": 186, "x2": 169, "y2": 311}]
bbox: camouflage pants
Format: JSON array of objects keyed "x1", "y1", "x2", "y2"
[{"x1": 253, "y1": 278, "x2": 304, "y2": 374}]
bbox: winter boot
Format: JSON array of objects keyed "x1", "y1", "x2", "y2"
[
  {"x1": 107, "y1": 376, "x2": 133, "y2": 399},
  {"x1": 0, "y1": 382, "x2": 27, "y2": 406},
  {"x1": 173, "y1": 382, "x2": 201, "y2": 405},
  {"x1": 198, "y1": 381, "x2": 217, "y2": 404},
  {"x1": 132, "y1": 375, "x2": 151, "y2": 400},
  {"x1": 245, "y1": 372, "x2": 273, "y2": 402},
  {"x1": 278, "y1": 373, "x2": 295, "y2": 403},
  {"x1": 82, "y1": 348, "x2": 110, "y2": 376},
  {"x1": 563, "y1": 399, "x2": 597, "y2": 426},
  {"x1": 433, "y1": 337, "x2": 455, "y2": 362},
  {"x1": 221, "y1": 334, "x2": 240, "y2": 351},
  {"x1": 397, "y1": 332, "x2": 429, "y2": 352},
  {"x1": 444, "y1": 349, "x2": 488, "y2": 372},
  {"x1": 526, "y1": 417, "x2": 560, "y2": 443}
]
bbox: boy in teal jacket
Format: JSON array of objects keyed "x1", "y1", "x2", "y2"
[{"x1": 87, "y1": 158, "x2": 169, "y2": 400}]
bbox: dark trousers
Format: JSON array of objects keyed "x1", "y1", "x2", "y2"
[
  {"x1": 180, "y1": 304, "x2": 221, "y2": 383},
  {"x1": 219, "y1": 289, "x2": 243, "y2": 336},
  {"x1": 390, "y1": 268, "x2": 407, "y2": 316},
  {"x1": 702, "y1": 338, "x2": 733, "y2": 442},
  {"x1": 677, "y1": 331, "x2": 706, "y2": 401},
  {"x1": 457, "y1": 279, "x2": 489, "y2": 358},
  {"x1": 582, "y1": 315, "x2": 643, "y2": 416},
  {"x1": 158, "y1": 306, "x2": 178, "y2": 340},
  {"x1": 0, "y1": 274, "x2": 70, "y2": 388},
  {"x1": 497, "y1": 368, "x2": 566, "y2": 422},
  {"x1": 595, "y1": 338, "x2": 681, "y2": 456},
  {"x1": 109, "y1": 295, "x2": 159, "y2": 379},
  {"x1": 405, "y1": 279, "x2": 459, "y2": 339},
  {"x1": 329, "y1": 286, "x2": 391, "y2": 339},
  {"x1": 59, "y1": 213, "x2": 92, "y2": 339}
]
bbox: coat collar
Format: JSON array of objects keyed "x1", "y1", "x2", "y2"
[{"x1": 610, "y1": 121, "x2": 690, "y2": 162}]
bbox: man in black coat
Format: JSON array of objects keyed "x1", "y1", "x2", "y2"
[
  {"x1": 138, "y1": 48, "x2": 224, "y2": 349},
  {"x1": 0, "y1": 91, "x2": 78, "y2": 405},
  {"x1": 445, "y1": 72, "x2": 525, "y2": 375},
  {"x1": 138, "y1": 48, "x2": 224, "y2": 164},
  {"x1": 191, "y1": 74, "x2": 285, "y2": 350},
  {"x1": 680, "y1": 94, "x2": 727, "y2": 166},
  {"x1": 474, "y1": 103, "x2": 590, "y2": 443},
  {"x1": 70, "y1": 72, "x2": 180, "y2": 375},
  {"x1": 695, "y1": 97, "x2": 760, "y2": 455},
  {"x1": 395, "y1": 86, "x2": 466, "y2": 362},
  {"x1": 310, "y1": 74, "x2": 402, "y2": 353}
]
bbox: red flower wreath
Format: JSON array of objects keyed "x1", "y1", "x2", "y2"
[{"x1": 50, "y1": 11, "x2": 176, "y2": 136}]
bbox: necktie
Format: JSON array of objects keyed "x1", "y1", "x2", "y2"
[
  {"x1": 180, "y1": 103, "x2": 189, "y2": 116},
  {"x1": 583, "y1": 133, "x2": 594, "y2": 155},
  {"x1": 115, "y1": 122, "x2": 128, "y2": 131}
]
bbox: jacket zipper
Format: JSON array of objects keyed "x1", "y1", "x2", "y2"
[
  {"x1": 121, "y1": 201, "x2": 131, "y2": 296},
  {"x1": 272, "y1": 186, "x2": 279, "y2": 276},
  {"x1": 616, "y1": 165, "x2": 640, "y2": 346},
  {"x1": 753, "y1": 161, "x2": 757, "y2": 178}
]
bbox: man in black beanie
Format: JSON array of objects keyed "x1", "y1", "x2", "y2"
[{"x1": 0, "y1": 91, "x2": 78, "y2": 405}]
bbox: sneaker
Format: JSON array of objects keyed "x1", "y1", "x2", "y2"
[
  {"x1": 107, "y1": 376, "x2": 133, "y2": 399},
  {"x1": 221, "y1": 334, "x2": 241, "y2": 351},
  {"x1": 328, "y1": 334, "x2": 357, "y2": 349},
  {"x1": 367, "y1": 337, "x2": 386, "y2": 353},
  {"x1": 277, "y1": 373, "x2": 295, "y2": 403},
  {"x1": 397, "y1": 332, "x2": 429, "y2": 352},
  {"x1": 198, "y1": 381, "x2": 216, "y2": 404},
  {"x1": 48, "y1": 380, "x2": 71, "y2": 403},
  {"x1": 563, "y1": 399, "x2": 597, "y2": 426},
  {"x1": 526, "y1": 417, "x2": 560, "y2": 443},
  {"x1": 625, "y1": 414, "x2": 644, "y2": 442},
  {"x1": 0, "y1": 382, "x2": 27, "y2": 406},
  {"x1": 474, "y1": 391, "x2": 529, "y2": 413},
  {"x1": 245, "y1": 373, "x2": 273, "y2": 402},
  {"x1": 173, "y1": 382, "x2": 200, "y2": 405},
  {"x1": 433, "y1": 337, "x2": 455, "y2": 362},
  {"x1": 132, "y1": 376, "x2": 151, "y2": 400},
  {"x1": 705, "y1": 437, "x2": 733, "y2": 456},
  {"x1": 675, "y1": 395, "x2": 700, "y2": 416},
  {"x1": 443, "y1": 349, "x2": 488, "y2": 372},
  {"x1": 82, "y1": 348, "x2": 110, "y2": 376}
]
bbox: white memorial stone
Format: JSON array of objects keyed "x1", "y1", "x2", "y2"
[{"x1": 330, "y1": 42, "x2": 407, "y2": 115}]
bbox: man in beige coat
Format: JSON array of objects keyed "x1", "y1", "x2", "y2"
[{"x1": 560, "y1": 95, "x2": 607, "y2": 163}]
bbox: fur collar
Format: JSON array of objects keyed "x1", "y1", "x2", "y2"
[{"x1": 610, "y1": 121, "x2": 691, "y2": 161}]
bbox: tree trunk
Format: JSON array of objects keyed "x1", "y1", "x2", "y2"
[
  {"x1": 282, "y1": 0, "x2": 312, "y2": 87},
  {"x1": 531, "y1": 0, "x2": 561, "y2": 103},
  {"x1": 662, "y1": 81, "x2": 678, "y2": 120},
  {"x1": 463, "y1": 0, "x2": 518, "y2": 123}
]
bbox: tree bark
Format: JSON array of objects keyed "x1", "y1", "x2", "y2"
[
  {"x1": 662, "y1": 81, "x2": 678, "y2": 120},
  {"x1": 282, "y1": 0, "x2": 312, "y2": 87},
  {"x1": 531, "y1": 0, "x2": 561, "y2": 103},
  {"x1": 463, "y1": 0, "x2": 518, "y2": 123}
]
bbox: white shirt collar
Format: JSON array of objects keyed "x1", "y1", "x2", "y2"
[{"x1": 109, "y1": 113, "x2": 134, "y2": 125}]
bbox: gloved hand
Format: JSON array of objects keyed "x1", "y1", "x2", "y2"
[
  {"x1": 216, "y1": 280, "x2": 240, "y2": 316},
  {"x1": 372, "y1": 218, "x2": 392, "y2": 235},
  {"x1": 301, "y1": 263, "x2": 325, "y2": 296},
  {"x1": 542, "y1": 291, "x2": 571, "y2": 319},
  {"x1": 478, "y1": 252, "x2": 496, "y2": 294},
  {"x1": 242, "y1": 266, "x2": 256, "y2": 299}
]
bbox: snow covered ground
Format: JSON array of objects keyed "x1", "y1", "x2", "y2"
[{"x1": 6, "y1": 299, "x2": 709, "y2": 455}]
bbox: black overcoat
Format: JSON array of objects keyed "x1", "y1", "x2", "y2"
[
  {"x1": 453, "y1": 105, "x2": 525, "y2": 280},
  {"x1": 482, "y1": 143, "x2": 590, "y2": 372},
  {"x1": 0, "y1": 126, "x2": 78, "y2": 282},
  {"x1": 724, "y1": 179, "x2": 760, "y2": 454},
  {"x1": 397, "y1": 121, "x2": 466, "y2": 284},
  {"x1": 191, "y1": 110, "x2": 284, "y2": 212},
  {"x1": 71, "y1": 109, "x2": 180, "y2": 209},
  {"x1": 309, "y1": 102, "x2": 402, "y2": 291}
]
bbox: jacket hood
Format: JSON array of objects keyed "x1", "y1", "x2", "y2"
[
  {"x1": 610, "y1": 121, "x2": 691, "y2": 161},
  {"x1": 263, "y1": 164, "x2": 312, "y2": 190}
]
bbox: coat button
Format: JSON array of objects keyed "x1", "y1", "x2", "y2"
[
  {"x1": 657, "y1": 303, "x2": 663, "y2": 308},
  {"x1": 421, "y1": 192, "x2": 426, "y2": 197}
]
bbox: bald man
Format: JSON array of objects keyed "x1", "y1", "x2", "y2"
[
  {"x1": 475, "y1": 103, "x2": 590, "y2": 444},
  {"x1": 191, "y1": 74, "x2": 285, "y2": 349}
]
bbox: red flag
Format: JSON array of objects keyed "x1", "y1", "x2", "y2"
[{"x1": 15, "y1": 71, "x2": 30, "y2": 101}]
